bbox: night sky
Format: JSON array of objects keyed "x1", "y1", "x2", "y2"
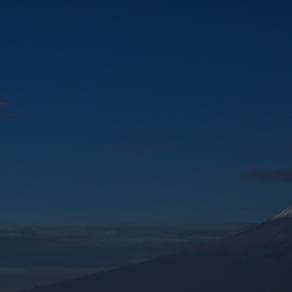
[{"x1": 1, "y1": 1, "x2": 292, "y2": 225}]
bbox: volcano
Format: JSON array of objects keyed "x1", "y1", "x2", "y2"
[
  {"x1": 271, "y1": 205, "x2": 292, "y2": 221},
  {"x1": 21, "y1": 207, "x2": 292, "y2": 292}
]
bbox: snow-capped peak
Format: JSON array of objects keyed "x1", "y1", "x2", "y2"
[{"x1": 271, "y1": 205, "x2": 292, "y2": 221}]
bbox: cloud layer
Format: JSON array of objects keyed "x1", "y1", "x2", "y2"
[
  {"x1": 244, "y1": 168, "x2": 292, "y2": 184},
  {"x1": 0, "y1": 100, "x2": 14, "y2": 118},
  {"x1": 0, "y1": 100, "x2": 10, "y2": 109}
]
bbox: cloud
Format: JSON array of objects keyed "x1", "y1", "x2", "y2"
[
  {"x1": 0, "y1": 100, "x2": 11, "y2": 110},
  {"x1": 0, "y1": 100, "x2": 15, "y2": 118},
  {"x1": 243, "y1": 168, "x2": 292, "y2": 184}
]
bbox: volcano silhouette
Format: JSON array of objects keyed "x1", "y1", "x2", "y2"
[{"x1": 21, "y1": 207, "x2": 292, "y2": 292}]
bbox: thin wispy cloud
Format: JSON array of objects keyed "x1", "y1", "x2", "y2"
[
  {"x1": 0, "y1": 100, "x2": 15, "y2": 118},
  {"x1": 242, "y1": 144, "x2": 292, "y2": 184},
  {"x1": 243, "y1": 168, "x2": 292, "y2": 184},
  {"x1": 0, "y1": 100, "x2": 10, "y2": 109}
]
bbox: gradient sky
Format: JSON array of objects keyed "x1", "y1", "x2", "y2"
[{"x1": 1, "y1": 0, "x2": 292, "y2": 224}]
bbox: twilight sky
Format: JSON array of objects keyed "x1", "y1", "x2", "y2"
[{"x1": 0, "y1": 0, "x2": 292, "y2": 224}]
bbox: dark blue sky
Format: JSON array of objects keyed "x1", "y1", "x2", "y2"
[{"x1": 1, "y1": 0, "x2": 292, "y2": 224}]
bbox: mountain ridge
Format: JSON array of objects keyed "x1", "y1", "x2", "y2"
[
  {"x1": 270, "y1": 205, "x2": 292, "y2": 221},
  {"x1": 20, "y1": 207, "x2": 292, "y2": 292}
]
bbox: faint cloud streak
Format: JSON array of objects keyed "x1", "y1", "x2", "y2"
[
  {"x1": 243, "y1": 168, "x2": 292, "y2": 184},
  {"x1": 0, "y1": 100, "x2": 15, "y2": 118}
]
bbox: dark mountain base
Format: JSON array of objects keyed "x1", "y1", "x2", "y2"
[
  {"x1": 22, "y1": 251, "x2": 292, "y2": 292},
  {"x1": 22, "y1": 218, "x2": 292, "y2": 292}
]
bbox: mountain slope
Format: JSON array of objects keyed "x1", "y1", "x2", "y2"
[
  {"x1": 22, "y1": 248, "x2": 292, "y2": 292},
  {"x1": 271, "y1": 205, "x2": 292, "y2": 221},
  {"x1": 21, "y1": 208, "x2": 292, "y2": 292}
]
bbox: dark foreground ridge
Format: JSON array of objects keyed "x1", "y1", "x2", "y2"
[{"x1": 21, "y1": 209, "x2": 292, "y2": 292}]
